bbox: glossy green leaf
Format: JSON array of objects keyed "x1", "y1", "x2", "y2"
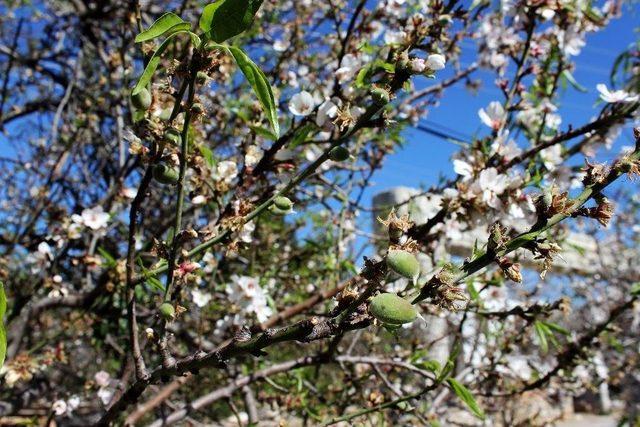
[
  {"x1": 0, "y1": 281, "x2": 6, "y2": 368},
  {"x1": 135, "y1": 12, "x2": 190, "y2": 43},
  {"x1": 562, "y1": 70, "x2": 588, "y2": 93},
  {"x1": 534, "y1": 320, "x2": 549, "y2": 354},
  {"x1": 199, "y1": 0, "x2": 264, "y2": 42},
  {"x1": 249, "y1": 125, "x2": 277, "y2": 140},
  {"x1": 446, "y1": 378, "x2": 485, "y2": 420},
  {"x1": 132, "y1": 33, "x2": 180, "y2": 96},
  {"x1": 541, "y1": 320, "x2": 570, "y2": 336},
  {"x1": 289, "y1": 123, "x2": 315, "y2": 149},
  {"x1": 227, "y1": 46, "x2": 279, "y2": 136}
]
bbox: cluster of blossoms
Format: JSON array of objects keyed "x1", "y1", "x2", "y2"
[
  {"x1": 214, "y1": 275, "x2": 273, "y2": 336},
  {"x1": 1, "y1": 344, "x2": 66, "y2": 387}
]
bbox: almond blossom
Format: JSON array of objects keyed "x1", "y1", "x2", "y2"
[
  {"x1": 478, "y1": 101, "x2": 506, "y2": 130},
  {"x1": 596, "y1": 83, "x2": 639, "y2": 103},
  {"x1": 288, "y1": 91, "x2": 315, "y2": 116},
  {"x1": 71, "y1": 206, "x2": 110, "y2": 230},
  {"x1": 425, "y1": 53, "x2": 446, "y2": 71},
  {"x1": 335, "y1": 54, "x2": 361, "y2": 84},
  {"x1": 475, "y1": 167, "x2": 508, "y2": 209}
]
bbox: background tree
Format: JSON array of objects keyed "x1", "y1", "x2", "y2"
[{"x1": 0, "y1": 0, "x2": 638, "y2": 425}]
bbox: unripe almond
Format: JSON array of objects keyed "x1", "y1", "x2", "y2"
[
  {"x1": 158, "y1": 302, "x2": 175, "y2": 321},
  {"x1": 387, "y1": 249, "x2": 420, "y2": 284},
  {"x1": 196, "y1": 71, "x2": 209, "y2": 84},
  {"x1": 370, "y1": 87, "x2": 390, "y2": 105},
  {"x1": 131, "y1": 88, "x2": 152, "y2": 110},
  {"x1": 274, "y1": 196, "x2": 293, "y2": 211},
  {"x1": 269, "y1": 205, "x2": 291, "y2": 215},
  {"x1": 191, "y1": 102, "x2": 205, "y2": 114},
  {"x1": 163, "y1": 128, "x2": 182, "y2": 146},
  {"x1": 153, "y1": 163, "x2": 179, "y2": 185},
  {"x1": 329, "y1": 146, "x2": 350, "y2": 162},
  {"x1": 369, "y1": 293, "x2": 417, "y2": 325}
]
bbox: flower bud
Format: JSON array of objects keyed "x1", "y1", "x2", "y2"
[
  {"x1": 274, "y1": 196, "x2": 293, "y2": 211},
  {"x1": 153, "y1": 163, "x2": 179, "y2": 185},
  {"x1": 163, "y1": 128, "x2": 182, "y2": 146},
  {"x1": 370, "y1": 86, "x2": 390, "y2": 105},
  {"x1": 369, "y1": 293, "x2": 417, "y2": 326},
  {"x1": 131, "y1": 88, "x2": 152, "y2": 110},
  {"x1": 328, "y1": 146, "x2": 350, "y2": 162},
  {"x1": 158, "y1": 302, "x2": 175, "y2": 321},
  {"x1": 386, "y1": 249, "x2": 420, "y2": 284},
  {"x1": 425, "y1": 54, "x2": 446, "y2": 71}
]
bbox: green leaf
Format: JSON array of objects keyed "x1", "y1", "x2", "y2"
[
  {"x1": 132, "y1": 33, "x2": 182, "y2": 96},
  {"x1": 534, "y1": 320, "x2": 549, "y2": 354},
  {"x1": 227, "y1": 46, "x2": 279, "y2": 136},
  {"x1": 446, "y1": 378, "x2": 485, "y2": 420},
  {"x1": 135, "y1": 12, "x2": 191, "y2": 43},
  {"x1": 145, "y1": 276, "x2": 166, "y2": 293},
  {"x1": 415, "y1": 359, "x2": 441, "y2": 373},
  {"x1": 199, "y1": 0, "x2": 264, "y2": 43},
  {"x1": 199, "y1": 144, "x2": 215, "y2": 168},
  {"x1": 249, "y1": 125, "x2": 277, "y2": 140},
  {"x1": 562, "y1": 70, "x2": 587, "y2": 93},
  {"x1": 541, "y1": 321, "x2": 570, "y2": 336},
  {"x1": 289, "y1": 123, "x2": 315, "y2": 149},
  {"x1": 0, "y1": 281, "x2": 6, "y2": 368},
  {"x1": 466, "y1": 280, "x2": 479, "y2": 303}
]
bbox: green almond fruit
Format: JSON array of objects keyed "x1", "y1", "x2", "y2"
[
  {"x1": 163, "y1": 128, "x2": 182, "y2": 146},
  {"x1": 369, "y1": 293, "x2": 417, "y2": 325},
  {"x1": 274, "y1": 196, "x2": 293, "y2": 211},
  {"x1": 191, "y1": 102, "x2": 205, "y2": 114},
  {"x1": 387, "y1": 249, "x2": 420, "y2": 283},
  {"x1": 328, "y1": 146, "x2": 350, "y2": 162},
  {"x1": 370, "y1": 86, "x2": 390, "y2": 105},
  {"x1": 153, "y1": 163, "x2": 179, "y2": 185},
  {"x1": 269, "y1": 205, "x2": 291, "y2": 215},
  {"x1": 196, "y1": 71, "x2": 209, "y2": 84},
  {"x1": 131, "y1": 88, "x2": 152, "y2": 110},
  {"x1": 158, "y1": 302, "x2": 175, "y2": 321}
]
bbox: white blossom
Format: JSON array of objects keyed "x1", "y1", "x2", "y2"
[
  {"x1": 477, "y1": 167, "x2": 508, "y2": 209},
  {"x1": 273, "y1": 39, "x2": 289, "y2": 52},
  {"x1": 491, "y1": 130, "x2": 522, "y2": 161},
  {"x1": 596, "y1": 83, "x2": 639, "y2": 103},
  {"x1": 409, "y1": 58, "x2": 426, "y2": 73},
  {"x1": 335, "y1": 54, "x2": 361, "y2": 83},
  {"x1": 244, "y1": 145, "x2": 263, "y2": 167},
  {"x1": 453, "y1": 159, "x2": 474, "y2": 179},
  {"x1": 72, "y1": 206, "x2": 110, "y2": 231},
  {"x1": 191, "y1": 288, "x2": 212, "y2": 308},
  {"x1": 239, "y1": 220, "x2": 255, "y2": 243},
  {"x1": 52, "y1": 400, "x2": 68, "y2": 416},
  {"x1": 97, "y1": 387, "x2": 113, "y2": 406},
  {"x1": 478, "y1": 101, "x2": 505, "y2": 130},
  {"x1": 227, "y1": 275, "x2": 273, "y2": 323},
  {"x1": 540, "y1": 144, "x2": 563, "y2": 171},
  {"x1": 94, "y1": 370, "x2": 110, "y2": 388},
  {"x1": 384, "y1": 30, "x2": 406, "y2": 45},
  {"x1": 191, "y1": 195, "x2": 207, "y2": 205},
  {"x1": 213, "y1": 160, "x2": 238, "y2": 184},
  {"x1": 288, "y1": 91, "x2": 315, "y2": 116},
  {"x1": 425, "y1": 54, "x2": 446, "y2": 71},
  {"x1": 316, "y1": 99, "x2": 338, "y2": 127}
]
